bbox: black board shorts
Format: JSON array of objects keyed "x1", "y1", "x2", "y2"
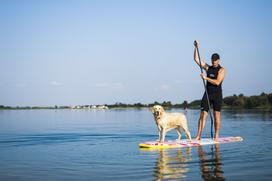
[{"x1": 201, "y1": 92, "x2": 223, "y2": 112}]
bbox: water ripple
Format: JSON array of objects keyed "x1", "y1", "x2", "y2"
[{"x1": 0, "y1": 133, "x2": 155, "y2": 147}]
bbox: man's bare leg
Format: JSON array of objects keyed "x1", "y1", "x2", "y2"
[
  {"x1": 214, "y1": 111, "x2": 221, "y2": 141},
  {"x1": 195, "y1": 111, "x2": 208, "y2": 140}
]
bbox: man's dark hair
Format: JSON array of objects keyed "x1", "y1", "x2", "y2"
[{"x1": 211, "y1": 53, "x2": 220, "y2": 61}]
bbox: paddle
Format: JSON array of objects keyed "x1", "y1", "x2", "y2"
[{"x1": 194, "y1": 40, "x2": 214, "y2": 139}]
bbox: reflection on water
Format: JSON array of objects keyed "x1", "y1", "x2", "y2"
[
  {"x1": 222, "y1": 109, "x2": 272, "y2": 121},
  {"x1": 152, "y1": 148, "x2": 192, "y2": 180},
  {"x1": 198, "y1": 144, "x2": 225, "y2": 181},
  {"x1": 141, "y1": 144, "x2": 225, "y2": 181}
]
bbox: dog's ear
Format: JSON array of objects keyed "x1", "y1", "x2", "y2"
[
  {"x1": 150, "y1": 107, "x2": 154, "y2": 113},
  {"x1": 160, "y1": 106, "x2": 165, "y2": 113}
]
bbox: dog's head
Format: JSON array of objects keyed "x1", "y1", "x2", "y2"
[{"x1": 150, "y1": 105, "x2": 165, "y2": 117}]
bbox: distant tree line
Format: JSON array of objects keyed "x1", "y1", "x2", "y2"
[
  {"x1": 223, "y1": 92, "x2": 272, "y2": 109},
  {"x1": 1, "y1": 92, "x2": 271, "y2": 110},
  {"x1": 106, "y1": 101, "x2": 188, "y2": 109},
  {"x1": 188, "y1": 92, "x2": 272, "y2": 109}
]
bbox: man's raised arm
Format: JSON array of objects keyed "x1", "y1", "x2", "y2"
[{"x1": 194, "y1": 41, "x2": 208, "y2": 71}]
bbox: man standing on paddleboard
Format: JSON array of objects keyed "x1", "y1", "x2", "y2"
[{"x1": 193, "y1": 41, "x2": 225, "y2": 141}]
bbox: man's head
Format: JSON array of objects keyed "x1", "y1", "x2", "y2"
[{"x1": 211, "y1": 53, "x2": 220, "y2": 67}]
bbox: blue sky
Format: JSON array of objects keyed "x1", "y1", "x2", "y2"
[{"x1": 0, "y1": 0, "x2": 271, "y2": 106}]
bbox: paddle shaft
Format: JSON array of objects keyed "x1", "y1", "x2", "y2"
[{"x1": 195, "y1": 43, "x2": 214, "y2": 139}]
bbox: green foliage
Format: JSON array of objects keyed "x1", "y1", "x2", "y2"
[
  {"x1": 268, "y1": 93, "x2": 272, "y2": 104},
  {"x1": 161, "y1": 101, "x2": 172, "y2": 107},
  {"x1": 188, "y1": 100, "x2": 201, "y2": 108},
  {"x1": 1, "y1": 92, "x2": 271, "y2": 110},
  {"x1": 223, "y1": 92, "x2": 271, "y2": 109}
]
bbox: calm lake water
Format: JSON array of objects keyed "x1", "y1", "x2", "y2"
[{"x1": 0, "y1": 109, "x2": 272, "y2": 180}]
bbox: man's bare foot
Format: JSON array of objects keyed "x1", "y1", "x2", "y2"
[
  {"x1": 194, "y1": 136, "x2": 201, "y2": 141},
  {"x1": 214, "y1": 137, "x2": 219, "y2": 142}
]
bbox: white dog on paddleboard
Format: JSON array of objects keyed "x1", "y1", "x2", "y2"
[{"x1": 150, "y1": 105, "x2": 192, "y2": 143}]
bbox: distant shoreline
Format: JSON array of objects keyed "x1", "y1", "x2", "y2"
[
  {"x1": 1, "y1": 92, "x2": 271, "y2": 111},
  {"x1": 0, "y1": 105, "x2": 271, "y2": 111}
]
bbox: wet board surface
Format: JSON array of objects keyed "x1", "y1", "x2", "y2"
[{"x1": 139, "y1": 136, "x2": 243, "y2": 149}]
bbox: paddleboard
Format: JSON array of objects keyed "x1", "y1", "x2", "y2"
[{"x1": 139, "y1": 136, "x2": 243, "y2": 149}]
